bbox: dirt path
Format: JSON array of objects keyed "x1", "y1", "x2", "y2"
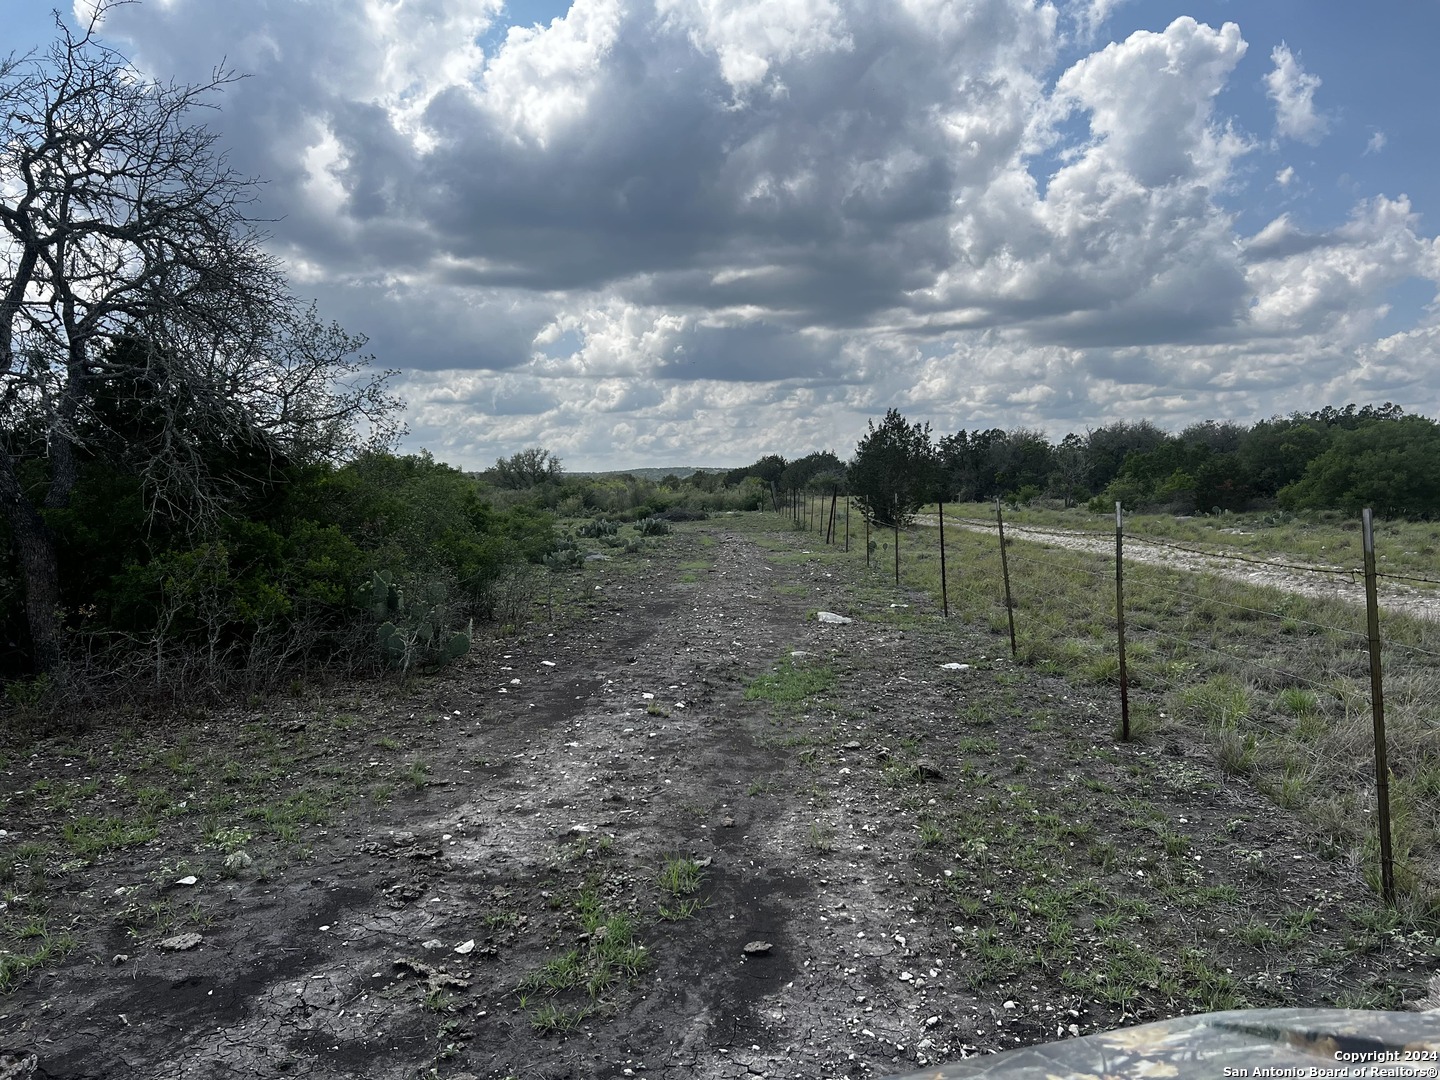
[
  {"x1": 2, "y1": 519, "x2": 1432, "y2": 1079},
  {"x1": 925, "y1": 516, "x2": 1440, "y2": 623}
]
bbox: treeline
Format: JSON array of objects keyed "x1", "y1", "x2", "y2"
[
  {"x1": 0, "y1": 444, "x2": 778, "y2": 688},
  {"x1": 4, "y1": 402, "x2": 1429, "y2": 690},
  {"x1": 726, "y1": 402, "x2": 1440, "y2": 522},
  {"x1": 482, "y1": 447, "x2": 772, "y2": 519}
]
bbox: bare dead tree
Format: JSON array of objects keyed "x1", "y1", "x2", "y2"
[{"x1": 0, "y1": 4, "x2": 402, "y2": 672}]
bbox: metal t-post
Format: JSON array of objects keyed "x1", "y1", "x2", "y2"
[
  {"x1": 1362, "y1": 508, "x2": 1396, "y2": 905},
  {"x1": 1115, "y1": 502, "x2": 1130, "y2": 742}
]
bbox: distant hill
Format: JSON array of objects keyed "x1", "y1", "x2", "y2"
[{"x1": 567, "y1": 466, "x2": 735, "y2": 480}]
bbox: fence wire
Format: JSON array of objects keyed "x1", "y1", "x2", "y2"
[{"x1": 819, "y1": 504, "x2": 1440, "y2": 912}]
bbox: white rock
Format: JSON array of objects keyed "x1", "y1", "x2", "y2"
[
  {"x1": 940, "y1": 663, "x2": 970, "y2": 671},
  {"x1": 454, "y1": 939, "x2": 476, "y2": 955},
  {"x1": 817, "y1": 611, "x2": 852, "y2": 625},
  {"x1": 175, "y1": 875, "x2": 198, "y2": 886},
  {"x1": 157, "y1": 933, "x2": 203, "y2": 951}
]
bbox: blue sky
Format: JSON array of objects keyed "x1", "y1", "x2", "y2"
[{"x1": 4, "y1": 0, "x2": 1438, "y2": 470}]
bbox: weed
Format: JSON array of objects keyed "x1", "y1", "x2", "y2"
[
  {"x1": 658, "y1": 856, "x2": 702, "y2": 897},
  {"x1": 530, "y1": 1002, "x2": 590, "y2": 1035},
  {"x1": 657, "y1": 898, "x2": 703, "y2": 921},
  {"x1": 917, "y1": 816, "x2": 944, "y2": 848}
]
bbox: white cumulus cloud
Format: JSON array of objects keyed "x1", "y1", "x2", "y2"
[
  {"x1": 1266, "y1": 43, "x2": 1328, "y2": 144},
  {"x1": 79, "y1": 2, "x2": 1440, "y2": 468}
]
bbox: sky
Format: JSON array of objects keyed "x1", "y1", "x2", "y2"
[{"x1": 5, "y1": 1, "x2": 1440, "y2": 470}]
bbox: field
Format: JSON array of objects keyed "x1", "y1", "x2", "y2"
[{"x1": 1, "y1": 512, "x2": 1436, "y2": 1079}]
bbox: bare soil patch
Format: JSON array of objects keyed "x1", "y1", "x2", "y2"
[{"x1": 2, "y1": 517, "x2": 1434, "y2": 1079}]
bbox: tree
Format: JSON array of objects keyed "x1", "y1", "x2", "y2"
[
  {"x1": 1084, "y1": 420, "x2": 1169, "y2": 493},
  {"x1": 492, "y1": 447, "x2": 562, "y2": 488},
  {"x1": 0, "y1": 8, "x2": 401, "y2": 671},
  {"x1": 1047, "y1": 433, "x2": 1088, "y2": 507},
  {"x1": 1237, "y1": 416, "x2": 1332, "y2": 498},
  {"x1": 848, "y1": 409, "x2": 936, "y2": 527},
  {"x1": 986, "y1": 427, "x2": 1053, "y2": 497},
  {"x1": 724, "y1": 454, "x2": 786, "y2": 487},
  {"x1": 1279, "y1": 416, "x2": 1440, "y2": 518},
  {"x1": 779, "y1": 450, "x2": 844, "y2": 492}
]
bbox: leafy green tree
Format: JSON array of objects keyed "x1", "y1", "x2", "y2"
[
  {"x1": 848, "y1": 409, "x2": 936, "y2": 526},
  {"x1": 938, "y1": 428, "x2": 1007, "y2": 501},
  {"x1": 1279, "y1": 416, "x2": 1440, "y2": 517},
  {"x1": 779, "y1": 450, "x2": 844, "y2": 492},
  {"x1": 1048, "y1": 433, "x2": 1089, "y2": 507},
  {"x1": 725, "y1": 454, "x2": 786, "y2": 487},
  {"x1": 1237, "y1": 417, "x2": 1332, "y2": 498},
  {"x1": 1084, "y1": 420, "x2": 1169, "y2": 493},
  {"x1": 493, "y1": 447, "x2": 562, "y2": 489},
  {"x1": 987, "y1": 428, "x2": 1054, "y2": 496}
]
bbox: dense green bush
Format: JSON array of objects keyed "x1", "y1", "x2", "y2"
[{"x1": 0, "y1": 451, "x2": 558, "y2": 691}]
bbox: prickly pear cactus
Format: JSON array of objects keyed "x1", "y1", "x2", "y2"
[
  {"x1": 365, "y1": 573, "x2": 470, "y2": 672},
  {"x1": 364, "y1": 570, "x2": 404, "y2": 620},
  {"x1": 442, "y1": 621, "x2": 473, "y2": 662}
]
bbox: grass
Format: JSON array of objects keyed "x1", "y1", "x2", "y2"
[
  {"x1": 858, "y1": 507, "x2": 1440, "y2": 913},
  {"x1": 0, "y1": 928, "x2": 77, "y2": 992},
  {"x1": 61, "y1": 815, "x2": 158, "y2": 859},
  {"x1": 744, "y1": 656, "x2": 837, "y2": 708},
  {"x1": 517, "y1": 896, "x2": 650, "y2": 1009},
  {"x1": 658, "y1": 855, "x2": 702, "y2": 897}
]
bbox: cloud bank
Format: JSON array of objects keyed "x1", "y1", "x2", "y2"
[{"x1": 89, "y1": 0, "x2": 1440, "y2": 468}]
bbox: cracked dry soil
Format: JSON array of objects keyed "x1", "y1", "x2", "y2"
[{"x1": 3, "y1": 518, "x2": 1433, "y2": 1079}]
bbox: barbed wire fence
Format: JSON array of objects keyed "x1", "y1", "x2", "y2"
[{"x1": 776, "y1": 492, "x2": 1440, "y2": 911}]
